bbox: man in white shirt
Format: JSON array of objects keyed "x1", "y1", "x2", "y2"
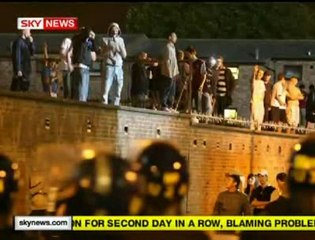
[
  {"x1": 271, "y1": 73, "x2": 287, "y2": 124},
  {"x1": 160, "y1": 32, "x2": 179, "y2": 112}
]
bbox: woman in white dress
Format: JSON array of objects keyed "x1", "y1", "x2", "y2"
[{"x1": 250, "y1": 66, "x2": 266, "y2": 131}]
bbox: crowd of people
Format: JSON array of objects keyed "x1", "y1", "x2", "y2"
[
  {"x1": 130, "y1": 34, "x2": 236, "y2": 115},
  {"x1": 11, "y1": 23, "x2": 125, "y2": 105},
  {"x1": 211, "y1": 135, "x2": 315, "y2": 239},
  {"x1": 250, "y1": 66, "x2": 315, "y2": 131},
  {"x1": 6, "y1": 21, "x2": 315, "y2": 240},
  {"x1": 2, "y1": 135, "x2": 315, "y2": 239},
  {"x1": 10, "y1": 26, "x2": 315, "y2": 131},
  {"x1": 10, "y1": 27, "x2": 315, "y2": 134},
  {"x1": 10, "y1": 27, "x2": 237, "y2": 116},
  {"x1": 213, "y1": 169, "x2": 288, "y2": 216}
]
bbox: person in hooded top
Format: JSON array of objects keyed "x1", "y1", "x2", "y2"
[{"x1": 101, "y1": 22, "x2": 127, "y2": 106}]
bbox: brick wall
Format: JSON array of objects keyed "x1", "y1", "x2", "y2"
[{"x1": 0, "y1": 91, "x2": 303, "y2": 215}]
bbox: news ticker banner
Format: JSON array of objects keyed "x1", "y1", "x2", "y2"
[
  {"x1": 17, "y1": 17, "x2": 78, "y2": 31},
  {"x1": 14, "y1": 216, "x2": 315, "y2": 231}
]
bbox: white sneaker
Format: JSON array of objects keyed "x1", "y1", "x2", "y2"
[{"x1": 162, "y1": 107, "x2": 171, "y2": 112}]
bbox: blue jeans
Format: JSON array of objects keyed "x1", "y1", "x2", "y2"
[
  {"x1": 102, "y1": 65, "x2": 124, "y2": 106},
  {"x1": 62, "y1": 70, "x2": 71, "y2": 99},
  {"x1": 51, "y1": 80, "x2": 58, "y2": 94},
  {"x1": 71, "y1": 67, "x2": 90, "y2": 102},
  {"x1": 161, "y1": 76, "x2": 175, "y2": 108},
  {"x1": 202, "y1": 92, "x2": 213, "y2": 115},
  {"x1": 192, "y1": 91, "x2": 212, "y2": 114}
]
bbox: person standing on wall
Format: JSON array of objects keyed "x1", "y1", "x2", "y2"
[
  {"x1": 212, "y1": 56, "x2": 235, "y2": 116},
  {"x1": 306, "y1": 84, "x2": 315, "y2": 128},
  {"x1": 101, "y1": 22, "x2": 127, "y2": 106},
  {"x1": 250, "y1": 66, "x2": 265, "y2": 131},
  {"x1": 175, "y1": 50, "x2": 191, "y2": 113},
  {"x1": 270, "y1": 73, "x2": 287, "y2": 125},
  {"x1": 70, "y1": 27, "x2": 97, "y2": 102},
  {"x1": 131, "y1": 52, "x2": 150, "y2": 108},
  {"x1": 60, "y1": 36, "x2": 73, "y2": 99},
  {"x1": 286, "y1": 77, "x2": 304, "y2": 130},
  {"x1": 160, "y1": 32, "x2": 179, "y2": 112},
  {"x1": 299, "y1": 84, "x2": 307, "y2": 127},
  {"x1": 186, "y1": 46, "x2": 211, "y2": 115},
  {"x1": 262, "y1": 71, "x2": 273, "y2": 123},
  {"x1": 11, "y1": 29, "x2": 35, "y2": 92}
]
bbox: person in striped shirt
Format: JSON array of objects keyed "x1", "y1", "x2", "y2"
[{"x1": 213, "y1": 56, "x2": 235, "y2": 116}]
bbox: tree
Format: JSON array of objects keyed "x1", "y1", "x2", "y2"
[{"x1": 125, "y1": 3, "x2": 315, "y2": 39}]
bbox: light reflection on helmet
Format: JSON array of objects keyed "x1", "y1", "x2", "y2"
[
  {"x1": 136, "y1": 141, "x2": 189, "y2": 202},
  {"x1": 68, "y1": 146, "x2": 139, "y2": 216},
  {"x1": 289, "y1": 134, "x2": 315, "y2": 188},
  {"x1": 0, "y1": 154, "x2": 19, "y2": 214}
]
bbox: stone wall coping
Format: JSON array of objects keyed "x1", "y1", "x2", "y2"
[
  {"x1": 0, "y1": 90, "x2": 304, "y2": 138},
  {"x1": 192, "y1": 122, "x2": 301, "y2": 139}
]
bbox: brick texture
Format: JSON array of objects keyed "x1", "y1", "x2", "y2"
[{"x1": 0, "y1": 91, "x2": 303, "y2": 215}]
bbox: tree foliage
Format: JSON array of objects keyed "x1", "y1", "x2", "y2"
[{"x1": 125, "y1": 3, "x2": 315, "y2": 39}]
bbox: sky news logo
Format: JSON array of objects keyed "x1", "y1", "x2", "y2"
[{"x1": 17, "y1": 17, "x2": 78, "y2": 31}]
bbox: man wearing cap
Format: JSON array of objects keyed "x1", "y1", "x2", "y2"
[
  {"x1": 241, "y1": 135, "x2": 315, "y2": 240},
  {"x1": 213, "y1": 171, "x2": 251, "y2": 216},
  {"x1": 101, "y1": 22, "x2": 127, "y2": 106},
  {"x1": 250, "y1": 169, "x2": 276, "y2": 215}
]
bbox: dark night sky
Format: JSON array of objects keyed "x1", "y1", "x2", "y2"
[{"x1": 0, "y1": 2, "x2": 134, "y2": 33}]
